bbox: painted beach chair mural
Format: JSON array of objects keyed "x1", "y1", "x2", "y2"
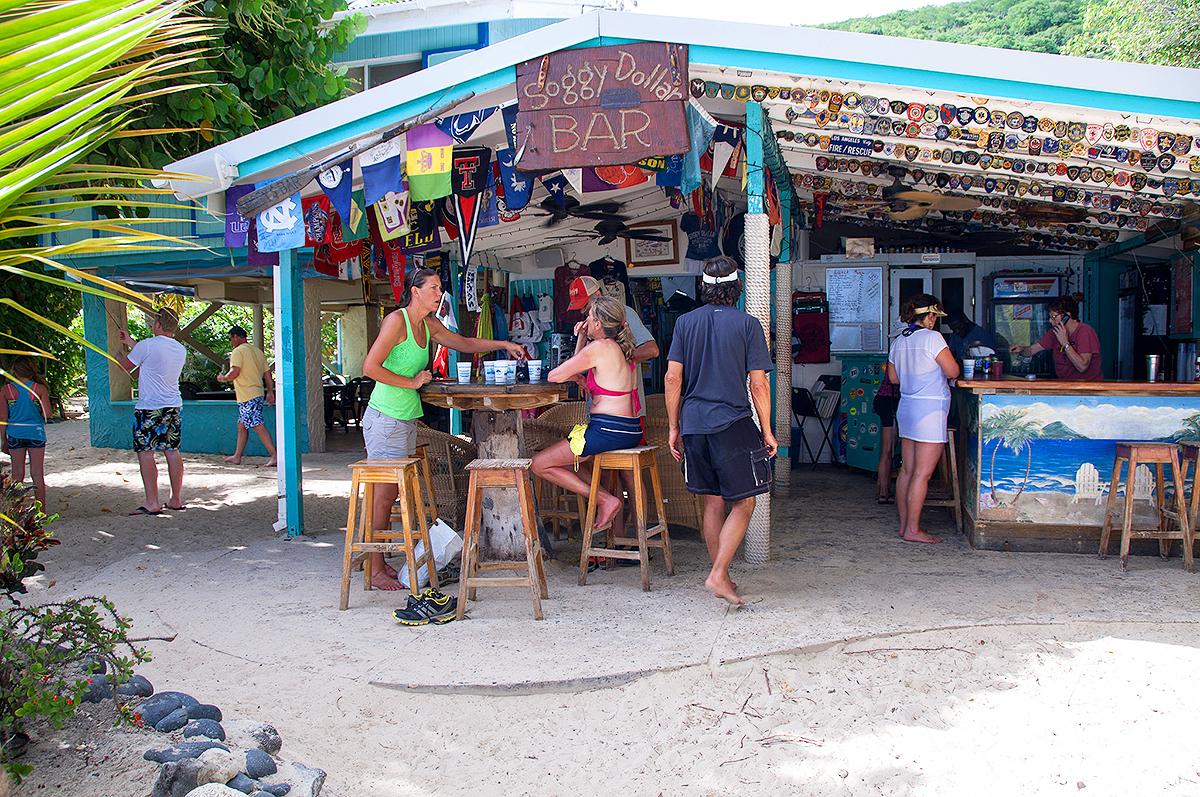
[{"x1": 1073, "y1": 462, "x2": 1101, "y2": 504}]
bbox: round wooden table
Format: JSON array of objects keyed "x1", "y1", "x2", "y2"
[{"x1": 420, "y1": 380, "x2": 569, "y2": 558}]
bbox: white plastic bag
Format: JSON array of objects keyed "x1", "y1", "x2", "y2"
[{"x1": 397, "y1": 518, "x2": 464, "y2": 588}]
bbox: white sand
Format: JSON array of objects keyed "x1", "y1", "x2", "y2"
[{"x1": 14, "y1": 420, "x2": 1200, "y2": 796}]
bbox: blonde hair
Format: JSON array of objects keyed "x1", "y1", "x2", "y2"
[{"x1": 589, "y1": 295, "x2": 636, "y2": 361}]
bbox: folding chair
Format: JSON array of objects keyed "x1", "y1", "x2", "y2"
[{"x1": 792, "y1": 384, "x2": 842, "y2": 469}]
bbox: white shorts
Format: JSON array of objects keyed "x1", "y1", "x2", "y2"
[
  {"x1": 896, "y1": 396, "x2": 950, "y2": 444},
  {"x1": 362, "y1": 406, "x2": 417, "y2": 459}
]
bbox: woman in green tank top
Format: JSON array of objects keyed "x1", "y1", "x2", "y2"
[{"x1": 361, "y1": 266, "x2": 526, "y2": 591}]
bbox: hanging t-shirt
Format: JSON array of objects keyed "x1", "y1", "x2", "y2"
[
  {"x1": 679, "y1": 212, "x2": 719, "y2": 261},
  {"x1": 589, "y1": 257, "x2": 630, "y2": 295},
  {"x1": 553, "y1": 262, "x2": 589, "y2": 332}
]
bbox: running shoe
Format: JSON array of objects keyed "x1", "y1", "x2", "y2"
[{"x1": 394, "y1": 589, "x2": 457, "y2": 626}]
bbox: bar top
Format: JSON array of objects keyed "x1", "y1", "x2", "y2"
[{"x1": 956, "y1": 379, "x2": 1200, "y2": 395}]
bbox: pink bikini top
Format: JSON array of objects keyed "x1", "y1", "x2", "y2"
[{"x1": 586, "y1": 364, "x2": 641, "y2": 415}]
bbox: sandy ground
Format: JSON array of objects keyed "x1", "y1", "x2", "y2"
[{"x1": 12, "y1": 420, "x2": 1200, "y2": 796}]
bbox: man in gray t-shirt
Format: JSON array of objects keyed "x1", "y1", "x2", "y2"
[{"x1": 666, "y1": 256, "x2": 776, "y2": 606}]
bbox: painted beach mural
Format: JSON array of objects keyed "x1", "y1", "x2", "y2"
[{"x1": 977, "y1": 394, "x2": 1200, "y2": 526}]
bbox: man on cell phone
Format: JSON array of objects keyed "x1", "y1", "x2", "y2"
[
  {"x1": 1010, "y1": 296, "x2": 1103, "y2": 380},
  {"x1": 665, "y1": 255, "x2": 777, "y2": 606}
]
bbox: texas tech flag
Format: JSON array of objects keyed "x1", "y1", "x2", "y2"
[{"x1": 450, "y1": 147, "x2": 492, "y2": 266}]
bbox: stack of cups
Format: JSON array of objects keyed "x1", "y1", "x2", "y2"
[
  {"x1": 456, "y1": 361, "x2": 472, "y2": 384},
  {"x1": 528, "y1": 359, "x2": 543, "y2": 383},
  {"x1": 483, "y1": 361, "x2": 496, "y2": 384}
]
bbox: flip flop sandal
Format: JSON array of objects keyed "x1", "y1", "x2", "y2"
[
  {"x1": 164, "y1": 504, "x2": 187, "y2": 511},
  {"x1": 129, "y1": 506, "x2": 162, "y2": 516}
]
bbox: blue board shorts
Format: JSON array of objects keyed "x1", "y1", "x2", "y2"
[
  {"x1": 567, "y1": 413, "x2": 643, "y2": 459},
  {"x1": 238, "y1": 396, "x2": 266, "y2": 428}
]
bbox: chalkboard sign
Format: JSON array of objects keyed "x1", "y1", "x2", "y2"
[{"x1": 826, "y1": 267, "x2": 884, "y2": 352}]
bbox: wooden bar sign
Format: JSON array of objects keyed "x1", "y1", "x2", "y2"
[{"x1": 515, "y1": 42, "x2": 690, "y2": 171}]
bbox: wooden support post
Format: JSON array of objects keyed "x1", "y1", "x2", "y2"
[
  {"x1": 274, "y1": 249, "x2": 306, "y2": 537},
  {"x1": 253, "y1": 304, "x2": 265, "y2": 350}
]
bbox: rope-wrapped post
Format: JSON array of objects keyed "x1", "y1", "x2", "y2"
[
  {"x1": 774, "y1": 258, "x2": 792, "y2": 488},
  {"x1": 743, "y1": 212, "x2": 772, "y2": 565}
]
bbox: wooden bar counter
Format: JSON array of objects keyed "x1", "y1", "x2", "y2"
[{"x1": 953, "y1": 378, "x2": 1200, "y2": 553}]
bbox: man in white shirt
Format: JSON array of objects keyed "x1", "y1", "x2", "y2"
[{"x1": 114, "y1": 308, "x2": 188, "y2": 515}]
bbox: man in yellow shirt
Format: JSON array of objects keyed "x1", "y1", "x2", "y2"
[{"x1": 216, "y1": 325, "x2": 277, "y2": 465}]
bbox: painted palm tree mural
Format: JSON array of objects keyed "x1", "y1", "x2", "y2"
[
  {"x1": 982, "y1": 408, "x2": 1041, "y2": 503},
  {"x1": 1171, "y1": 412, "x2": 1200, "y2": 442}
]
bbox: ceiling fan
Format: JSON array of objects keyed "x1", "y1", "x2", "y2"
[
  {"x1": 531, "y1": 195, "x2": 627, "y2": 227},
  {"x1": 835, "y1": 167, "x2": 981, "y2": 221},
  {"x1": 548, "y1": 219, "x2": 672, "y2": 245},
  {"x1": 1016, "y1": 201, "x2": 1088, "y2": 225}
]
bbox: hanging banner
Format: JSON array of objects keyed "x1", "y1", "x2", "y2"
[
  {"x1": 406, "y1": 124, "x2": 454, "y2": 201},
  {"x1": 255, "y1": 186, "x2": 304, "y2": 253},
  {"x1": 451, "y1": 147, "x2": 492, "y2": 267},
  {"x1": 224, "y1": 184, "x2": 252, "y2": 248},
  {"x1": 372, "y1": 190, "x2": 410, "y2": 241},
  {"x1": 435, "y1": 106, "x2": 497, "y2": 144},
  {"x1": 317, "y1": 159, "x2": 353, "y2": 225},
  {"x1": 515, "y1": 42, "x2": 690, "y2": 170},
  {"x1": 583, "y1": 165, "x2": 648, "y2": 192},
  {"x1": 388, "y1": 253, "x2": 406, "y2": 303},
  {"x1": 464, "y1": 263, "x2": 479, "y2": 311},
  {"x1": 399, "y1": 199, "x2": 442, "y2": 254},
  {"x1": 496, "y1": 147, "x2": 532, "y2": 211},
  {"x1": 302, "y1": 195, "x2": 332, "y2": 247},
  {"x1": 360, "y1": 138, "x2": 404, "y2": 208}
]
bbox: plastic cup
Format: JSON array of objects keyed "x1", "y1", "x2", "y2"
[
  {"x1": 961, "y1": 359, "x2": 975, "y2": 380},
  {"x1": 456, "y1": 361, "x2": 471, "y2": 384},
  {"x1": 528, "y1": 359, "x2": 543, "y2": 383},
  {"x1": 483, "y1": 361, "x2": 496, "y2": 384},
  {"x1": 503, "y1": 361, "x2": 517, "y2": 384}
]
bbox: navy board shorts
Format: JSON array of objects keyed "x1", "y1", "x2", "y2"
[
  {"x1": 132, "y1": 407, "x2": 182, "y2": 452},
  {"x1": 683, "y1": 416, "x2": 773, "y2": 501}
]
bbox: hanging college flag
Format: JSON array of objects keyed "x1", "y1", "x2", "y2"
[
  {"x1": 496, "y1": 147, "x2": 532, "y2": 211},
  {"x1": 501, "y1": 102, "x2": 520, "y2": 151},
  {"x1": 302, "y1": 195, "x2": 332, "y2": 247},
  {"x1": 656, "y1": 154, "x2": 683, "y2": 188},
  {"x1": 338, "y1": 189, "x2": 369, "y2": 241},
  {"x1": 406, "y1": 124, "x2": 453, "y2": 201},
  {"x1": 435, "y1": 106, "x2": 497, "y2": 144},
  {"x1": 255, "y1": 182, "x2": 304, "y2": 253},
  {"x1": 224, "y1": 184, "x2": 252, "y2": 248},
  {"x1": 316, "y1": 159, "x2": 353, "y2": 225},
  {"x1": 360, "y1": 138, "x2": 404, "y2": 208},
  {"x1": 479, "y1": 168, "x2": 499, "y2": 228},
  {"x1": 450, "y1": 147, "x2": 491, "y2": 266},
  {"x1": 372, "y1": 190, "x2": 410, "y2": 241},
  {"x1": 682, "y1": 100, "x2": 718, "y2": 195},
  {"x1": 583, "y1": 165, "x2": 648, "y2": 192},
  {"x1": 247, "y1": 220, "x2": 279, "y2": 267},
  {"x1": 541, "y1": 172, "x2": 569, "y2": 207}
]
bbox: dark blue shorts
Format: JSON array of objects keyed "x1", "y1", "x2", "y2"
[
  {"x1": 6, "y1": 436, "x2": 45, "y2": 450},
  {"x1": 568, "y1": 414, "x2": 644, "y2": 458}
]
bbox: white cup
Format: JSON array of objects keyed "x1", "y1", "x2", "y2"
[
  {"x1": 483, "y1": 361, "x2": 496, "y2": 384},
  {"x1": 528, "y1": 359, "x2": 543, "y2": 383},
  {"x1": 456, "y1": 361, "x2": 472, "y2": 384},
  {"x1": 503, "y1": 361, "x2": 517, "y2": 384},
  {"x1": 961, "y1": 359, "x2": 975, "y2": 380}
]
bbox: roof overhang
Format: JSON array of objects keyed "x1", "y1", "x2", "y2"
[{"x1": 332, "y1": 0, "x2": 617, "y2": 37}]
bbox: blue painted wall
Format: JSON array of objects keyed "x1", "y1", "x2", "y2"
[{"x1": 82, "y1": 292, "x2": 304, "y2": 456}]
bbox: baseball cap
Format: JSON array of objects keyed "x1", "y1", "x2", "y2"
[{"x1": 567, "y1": 276, "x2": 601, "y2": 311}]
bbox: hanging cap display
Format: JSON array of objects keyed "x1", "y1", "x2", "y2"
[{"x1": 567, "y1": 275, "x2": 601, "y2": 310}]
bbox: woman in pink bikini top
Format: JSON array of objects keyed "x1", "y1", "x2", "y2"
[{"x1": 531, "y1": 295, "x2": 643, "y2": 531}]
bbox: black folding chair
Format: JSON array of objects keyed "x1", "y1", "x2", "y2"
[{"x1": 792, "y1": 385, "x2": 842, "y2": 469}]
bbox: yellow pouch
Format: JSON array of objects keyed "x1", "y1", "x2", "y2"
[{"x1": 567, "y1": 423, "x2": 588, "y2": 469}]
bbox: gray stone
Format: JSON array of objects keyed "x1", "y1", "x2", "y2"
[
  {"x1": 187, "y1": 703, "x2": 223, "y2": 722},
  {"x1": 273, "y1": 762, "x2": 324, "y2": 797},
  {"x1": 196, "y1": 748, "x2": 242, "y2": 785},
  {"x1": 183, "y1": 719, "x2": 226, "y2": 741},
  {"x1": 115, "y1": 673, "x2": 155, "y2": 697},
  {"x1": 81, "y1": 676, "x2": 110, "y2": 704},
  {"x1": 257, "y1": 785, "x2": 290, "y2": 797},
  {"x1": 180, "y1": 786, "x2": 243, "y2": 797},
  {"x1": 152, "y1": 758, "x2": 202, "y2": 797},
  {"x1": 244, "y1": 750, "x2": 276, "y2": 780},
  {"x1": 157, "y1": 691, "x2": 201, "y2": 709},
  {"x1": 137, "y1": 693, "x2": 184, "y2": 728},
  {"x1": 155, "y1": 707, "x2": 190, "y2": 733},
  {"x1": 249, "y1": 792, "x2": 273, "y2": 797},
  {"x1": 224, "y1": 720, "x2": 282, "y2": 755},
  {"x1": 225, "y1": 774, "x2": 257, "y2": 794},
  {"x1": 144, "y1": 741, "x2": 230, "y2": 764}
]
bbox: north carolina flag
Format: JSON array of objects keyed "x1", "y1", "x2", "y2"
[{"x1": 406, "y1": 124, "x2": 453, "y2": 201}]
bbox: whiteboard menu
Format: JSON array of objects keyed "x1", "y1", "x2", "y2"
[{"x1": 826, "y1": 266, "x2": 884, "y2": 352}]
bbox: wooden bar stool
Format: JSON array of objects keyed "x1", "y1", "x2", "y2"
[
  {"x1": 1179, "y1": 442, "x2": 1200, "y2": 537},
  {"x1": 535, "y1": 477, "x2": 586, "y2": 541},
  {"x1": 578, "y1": 446, "x2": 674, "y2": 591},
  {"x1": 394, "y1": 443, "x2": 438, "y2": 527},
  {"x1": 457, "y1": 459, "x2": 549, "y2": 620},
  {"x1": 922, "y1": 428, "x2": 963, "y2": 533},
  {"x1": 1099, "y1": 442, "x2": 1194, "y2": 572},
  {"x1": 340, "y1": 458, "x2": 438, "y2": 610}
]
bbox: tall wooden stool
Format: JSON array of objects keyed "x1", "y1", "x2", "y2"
[
  {"x1": 1099, "y1": 442, "x2": 1194, "y2": 572},
  {"x1": 922, "y1": 428, "x2": 963, "y2": 533},
  {"x1": 340, "y1": 458, "x2": 438, "y2": 610},
  {"x1": 457, "y1": 459, "x2": 549, "y2": 620},
  {"x1": 535, "y1": 477, "x2": 586, "y2": 540},
  {"x1": 1178, "y1": 442, "x2": 1200, "y2": 537},
  {"x1": 578, "y1": 446, "x2": 674, "y2": 591},
  {"x1": 397, "y1": 443, "x2": 439, "y2": 527}
]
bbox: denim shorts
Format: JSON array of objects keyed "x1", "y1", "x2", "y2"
[
  {"x1": 362, "y1": 406, "x2": 417, "y2": 459},
  {"x1": 6, "y1": 436, "x2": 45, "y2": 450}
]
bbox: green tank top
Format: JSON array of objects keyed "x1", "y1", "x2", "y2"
[{"x1": 368, "y1": 308, "x2": 429, "y2": 421}]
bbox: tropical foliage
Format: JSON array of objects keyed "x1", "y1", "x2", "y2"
[
  {"x1": 982, "y1": 408, "x2": 1042, "y2": 502},
  {"x1": 1171, "y1": 412, "x2": 1200, "y2": 442},
  {"x1": 1067, "y1": 0, "x2": 1200, "y2": 69}
]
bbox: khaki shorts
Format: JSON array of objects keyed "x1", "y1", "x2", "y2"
[{"x1": 362, "y1": 406, "x2": 417, "y2": 459}]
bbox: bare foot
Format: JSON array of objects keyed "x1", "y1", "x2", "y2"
[
  {"x1": 223, "y1": 455, "x2": 242, "y2": 465},
  {"x1": 382, "y1": 561, "x2": 399, "y2": 580},
  {"x1": 901, "y1": 528, "x2": 942, "y2": 544},
  {"x1": 370, "y1": 572, "x2": 404, "y2": 590},
  {"x1": 705, "y1": 573, "x2": 745, "y2": 605},
  {"x1": 593, "y1": 493, "x2": 623, "y2": 531},
  {"x1": 264, "y1": 457, "x2": 277, "y2": 467}
]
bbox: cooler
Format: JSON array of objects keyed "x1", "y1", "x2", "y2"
[{"x1": 840, "y1": 353, "x2": 888, "y2": 473}]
